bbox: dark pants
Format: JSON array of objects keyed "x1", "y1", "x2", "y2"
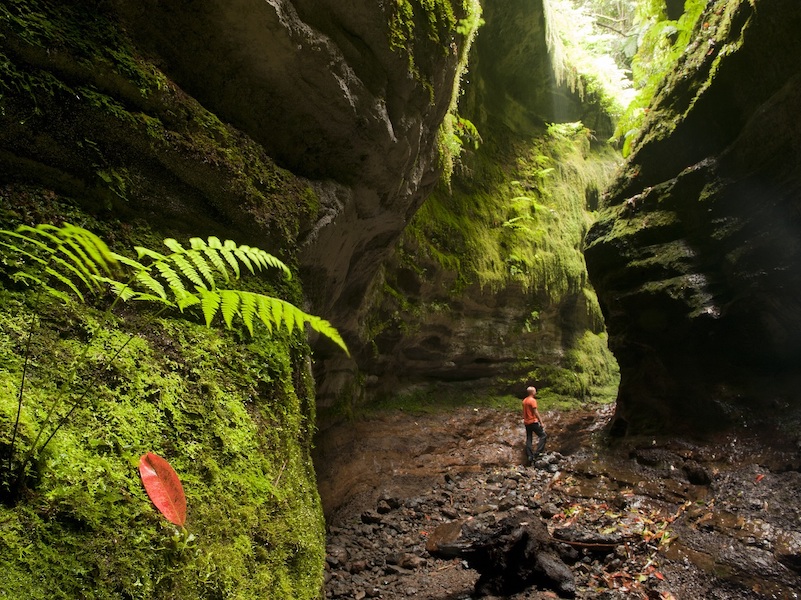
[{"x1": 525, "y1": 422, "x2": 547, "y2": 462}]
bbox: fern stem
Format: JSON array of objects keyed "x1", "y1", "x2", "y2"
[
  {"x1": 7, "y1": 307, "x2": 38, "y2": 474},
  {"x1": 17, "y1": 306, "x2": 168, "y2": 487},
  {"x1": 13, "y1": 278, "x2": 137, "y2": 487}
]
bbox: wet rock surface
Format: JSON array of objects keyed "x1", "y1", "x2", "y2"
[{"x1": 315, "y1": 405, "x2": 801, "y2": 599}]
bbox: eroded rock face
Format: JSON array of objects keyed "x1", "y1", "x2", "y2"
[
  {"x1": 344, "y1": 0, "x2": 619, "y2": 404},
  {"x1": 1, "y1": 1, "x2": 475, "y2": 406},
  {"x1": 118, "y1": 0, "x2": 467, "y2": 340},
  {"x1": 584, "y1": 0, "x2": 801, "y2": 434}
]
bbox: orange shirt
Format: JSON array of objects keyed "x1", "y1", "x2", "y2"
[{"x1": 522, "y1": 395, "x2": 539, "y2": 425}]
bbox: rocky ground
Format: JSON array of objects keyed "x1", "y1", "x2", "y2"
[{"x1": 313, "y1": 404, "x2": 801, "y2": 600}]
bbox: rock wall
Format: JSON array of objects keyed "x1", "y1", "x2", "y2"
[
  {"x1": 0, "y1": 1, "x2": 474, "y2": 596},
  {"x1": 584, "y1": 0, "x2": 801, "y2": 435},
  {"x1": 117, "y1": 0, "x2": 470, "y2": 329},
  {"x1": 349, "y1": 0, "x2": 621, "y2": 407},
  {"x1": 0, "y1": 0, "x2": 478, "y2": 406}
]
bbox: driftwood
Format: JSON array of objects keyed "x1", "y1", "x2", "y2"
[{"x1": 426, "y1": 511, "x2": 576, "y2": 598}]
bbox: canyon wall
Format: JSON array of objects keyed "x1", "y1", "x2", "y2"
[{"x1": 584, "y1": 0, "x2": 801, "y2": 435}]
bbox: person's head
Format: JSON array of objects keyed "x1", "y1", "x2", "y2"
[{"x1": 526, "y1": 386, "x2": 536, "y2": 396}]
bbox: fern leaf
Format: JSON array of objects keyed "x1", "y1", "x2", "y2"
[
  {"x1": 189, "y1": 237, "x2": 230, "y2": 280},
  {"x1": 219, "y1": 290, "x2": 241, "y2": 329},
  {"x1": 220, "y1": 247, "x2": 241, "y2": 279},
  {"x1": 63, "y1": 223, "x2": 116, "y2": 275},
  {"x1": 136, "y1": 246, "x2": 167, "y2": 262},
  {"x1": 0, "y1": 238, "x2": 49, "y2": 267},
  {"x1": 154, "y1": 262, "x2": 187, "y2": 299},
  {"x1": 12, "y1": 272, "x2": 72, "y2": 304},
  {"x1": 163, "y1": 238, "x2": 186, "y2": 254},
  {"x1": 61, "y1": 238, "x2": 101, "y2": 277},
  {"x1": 197, "y1": 288, "x2": 221, "y2": 326},
  {"x1": 200, "y1": 245, "x2": 230, "y2": 282},
  {"x1": 175, "y1": 292, "x2": 201, "y2": 311},
  {"x1": 248, "y1": 294, "x2": 349, "y2": 355},
  {"x1": 186, "y1": 249, "x2": 216, "y2": 288},
  {"x1": 45, "y1": 266, "x2": 84, "y2": 301},
  {"x1": 49, "y1": 254, "x2": 95, "y2": 293},
  {"x1": 94, "y1": 276, "x2": 137, "y2": 302},
  {"x1": 135, "y1": 271, "x2": 167, "y2": 300},
  {"x1": 250, "y1": 246, "x2": 291, "y2": 278},
  {"x1": 233, "y1": 248, "x2": 255, "y2": 275},
  {"x1": 110, "y1": 252, "x2": 148, "y2": 271},
  {"x1": 255, "y1": 295, "x2": 274, "y2": 334},
  {"x1": 239, "y1": 291, "x2": 258, "y2": 335},
  {"x1": 129, "y1": 293, "x2": 173, "y2": 305},
  {"x1": 170, "y1": 254, "x2": 206, "y2": 289},
  {"x1": 305, "y1": 314, "x2": 350, "y2": 356}
]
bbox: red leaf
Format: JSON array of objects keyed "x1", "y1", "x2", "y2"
[
  {"x1": 139, "y1": 452, "x2": 186, "y2": 526},
  {"x1": 755, "y1": 473, "x2": 765, "y2": 483}
]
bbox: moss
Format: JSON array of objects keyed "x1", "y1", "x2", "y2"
[
  {"x1": 0, "y1": 2, "x2": 317, "y2": 245},
  {"x1": 408, "y1": 123, "x2": 618, "y2": 297},
  {"x1": 0, "y1": 199, "x2": 324, "y2": 598},
  {"x1": 365, "y1": 120, "x2": 621, "y2": 406}
]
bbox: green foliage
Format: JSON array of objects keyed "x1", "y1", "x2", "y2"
[
  {"x1": 543, "y1": 0, "x2": 636, "y2": 119},
  {"x1": 0, "y1": 292, "x2": 325, "y2": 599},
  {"x1": 388, "y1": 0, "x2": 483, "y2": 182},
  {"x1": 2, "y1": 224, "x2": 348, "y2": 354},
  {"x1": 612, "y1": 0, "x2": 707, "y2": 155},
  {"x1": 413, "y1": 122, "x2": 618, "y2": 295},
  {"x1": 0, "y1": 222, "x2": 347, "y2": 501}
]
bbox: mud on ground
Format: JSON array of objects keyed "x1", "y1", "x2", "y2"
[{"x1": 313, "y1": 404, "x2": 801, "y2": 599}]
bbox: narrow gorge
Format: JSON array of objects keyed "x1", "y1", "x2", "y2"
[{"x1": 0, "y1": 0, "x2": 799, "y2": 598}]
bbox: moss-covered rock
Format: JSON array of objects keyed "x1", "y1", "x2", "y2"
[
  {"x1": 585, "y1": 0, "x2": 801, "y2": 436},
  {"x1": 0, "y1": 226, "x2": 324, "y2": 597}
]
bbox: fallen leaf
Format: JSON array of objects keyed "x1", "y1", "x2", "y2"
[{"x1": 139, "y1": 452, "x2": 186, "y2": 527}]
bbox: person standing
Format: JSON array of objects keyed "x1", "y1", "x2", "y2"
[{"x1": 522, "y1": 386, "x2": 546, "y2": 465}]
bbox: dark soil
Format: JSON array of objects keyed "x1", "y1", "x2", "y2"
[{"x1": 313, "y1": 404, "x2": 801, "y2": 600}]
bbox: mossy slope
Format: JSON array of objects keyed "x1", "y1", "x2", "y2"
[
  {"x1": 360, "y1": 123, "x2": 620, "y2": 409},
  {"x1": 0, "y1": 197, "x2": 325, "y2": 598},
  {"x1": 0, "y1": 0, "x2": 329, "y2": 594}
]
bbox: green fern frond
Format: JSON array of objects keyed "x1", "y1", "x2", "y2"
[
  {"x1": 220, "y1": 290, "x2": 241, "y2": 329},
  {"x1": 0, "y1": 238, "x2": 50, "y2": 267},
  {"x1": 129, "y1": 292, "x2": 173, "y2": 305},
  {"x1": 220, "y1": 246, "x2": 241, "y2": 278},
  {"x1": 60, "y1": 223, "x2": 115, "y2": 275},
  {"x1": 153, "y1": 262, "x2": 186, "y2": 298},
  {"x1": 0, "y1": 223, "x2": 118, "y2": 300},
  {"x1": 134, "y1": 271, "x2": 167, "y2": 300},
  {"x1": 1, "y1": 223, "x2": 348, "y2": 356},
  {"x1": 162, "y1": 238, "x2": 186, "y2": 254},
  {"x1": 190, "y1": 238, "x2": 230, "y2": 282},
  {"x1": 170, "y1": 254, "x2": 206, "y2": 289},
  {"x1": 175, "y1": 291, "x2": 201, "y2": 311},
  {"x1": 110, "y1": 252, "x2": 147, "y2": 270},
  {"x1": 197, "y1": 287, "x2": 221, "y2": 326},
  {"x1": 186, "y1": 249, "x2": 216, "y2": 287},
  {"x1": 94, "y1": 276, "x2": 136, "y2": 302},
  {"x1": 135, "y1": 246, "x2": 167, "y2": 262},
  {"x1": 12, "y1": 272, "x2": 72, "y2": 304},
  {"x1": 234, "y1": 248, "x2": 255, "y2": 275},
  {"x1": 304, "y1": 313, "x2": 349, "y2": 356},
  {"x1": 239, "y1": 291, "x2": 258, "y2": 335}
]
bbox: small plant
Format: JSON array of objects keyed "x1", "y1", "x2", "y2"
[{"x1": 0, "y1": 222, "x2": 348, "y2": 501}]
